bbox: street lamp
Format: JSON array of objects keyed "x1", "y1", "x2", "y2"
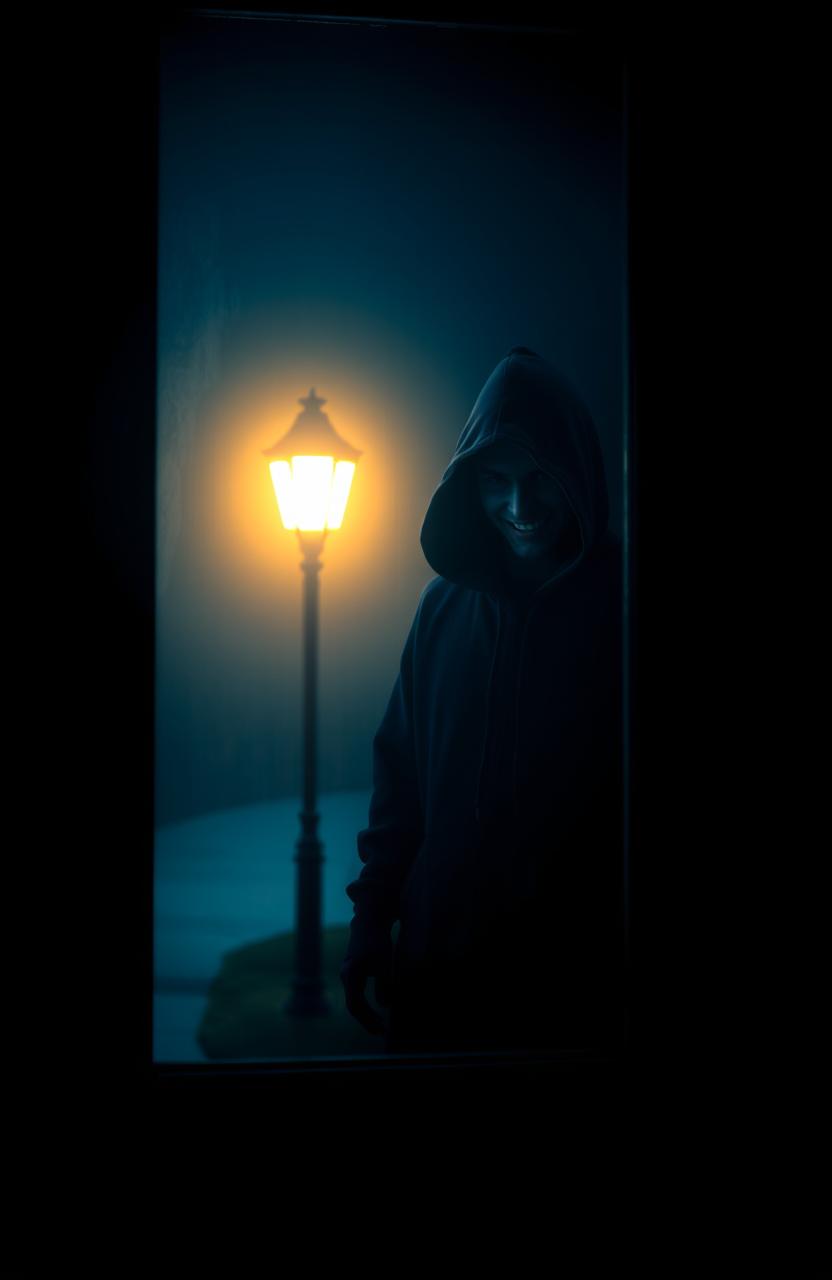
[{"x1": 263, "y1": 388, "x2": 362, "y2": 1017}]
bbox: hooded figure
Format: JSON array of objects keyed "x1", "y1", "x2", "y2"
[{"x1": 340, "y1": 347, "x2": 625, "y2": 1055}]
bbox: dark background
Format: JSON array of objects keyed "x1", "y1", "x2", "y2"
[
  {"x1": 24, "y1": 11, "x2": 824, "y2": 1249},
  {"x1": 44, "y1": 5, "x2": 722, "y2": 1122},
  {"x1": 154, "y1": 11, "x2": 626, "y2": 827}
]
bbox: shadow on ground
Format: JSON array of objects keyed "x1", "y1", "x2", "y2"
[{"x1": 197, "y1": 925, "x2": 387, "y2": 1060}]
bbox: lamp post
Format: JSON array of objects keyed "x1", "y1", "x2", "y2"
[{"x1": 263, "y1": 389, "x2": 361, "y2": 1017}]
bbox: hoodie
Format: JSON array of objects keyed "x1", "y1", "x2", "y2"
[{"x1": 343, "y1": 347, "x2": 625, "y2": 1052}]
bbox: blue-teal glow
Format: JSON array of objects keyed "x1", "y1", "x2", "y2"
[{"x1": 152, "y1": 13, "x2": 626, "y2": 1063}]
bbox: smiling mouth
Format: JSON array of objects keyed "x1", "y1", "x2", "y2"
[{"x1": 504, "y1": 515, "x2": 550, "y2": 535}]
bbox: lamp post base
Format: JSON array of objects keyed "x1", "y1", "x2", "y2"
[{"x1": 284, "y1": 817, "x2": 332, "y2": 1018}]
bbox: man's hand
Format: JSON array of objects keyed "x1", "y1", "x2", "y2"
[{"x1": 340, "y1": 938, "x2": 394, "y2": 1036}]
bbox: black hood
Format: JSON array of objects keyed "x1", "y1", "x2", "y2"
[{"x1": 420, "y1": 347, "x2": 611, "y2": 596}]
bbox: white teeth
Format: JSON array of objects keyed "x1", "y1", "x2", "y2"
[{"x1": 510, "y1": 521, "x2": 542, "y2": 531}]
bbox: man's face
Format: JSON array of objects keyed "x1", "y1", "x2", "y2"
[{"x1": 473, "y1": 441, "x2": 574, "y2": 565}]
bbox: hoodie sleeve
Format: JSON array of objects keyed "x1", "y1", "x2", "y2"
[{"x1": 343, "y1": 601, "x2": 425, "y2": 954}]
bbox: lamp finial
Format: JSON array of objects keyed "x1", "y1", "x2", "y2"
[{"x1": 299, "y1": 388, "x2": 327, "y2": 412}]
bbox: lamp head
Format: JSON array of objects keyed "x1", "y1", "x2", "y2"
[{"x1": 263, "y1": 389, "x2": 361, "y2": 532}]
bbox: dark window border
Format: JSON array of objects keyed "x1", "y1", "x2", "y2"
[{"x1": 77, "y1": 6, "x2": 646, "y2": 1097}]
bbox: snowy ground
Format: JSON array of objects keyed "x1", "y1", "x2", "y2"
[{"x1": 153, "y1": 789, "x2": 371, "y2": 1062}]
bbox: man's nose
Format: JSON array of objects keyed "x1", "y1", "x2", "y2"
[{"x1": 506, "y1": 480, "x2": 535, "y2": 520}]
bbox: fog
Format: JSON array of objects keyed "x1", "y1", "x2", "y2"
[{"x1": 155, "y1": 13, "x2": 625, "y2": 828}]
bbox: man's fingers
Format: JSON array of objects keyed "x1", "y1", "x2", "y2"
[
  {"x1": 350, "y1": 994, "x2": 386, "y2": 1035},
  {"x1": 341, "y1": 966, "x2": 387, "y2": 1035}
]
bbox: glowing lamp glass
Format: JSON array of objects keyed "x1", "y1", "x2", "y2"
[{"x1": 269, "y1": 456, "x2": 356, "y2": 531}]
